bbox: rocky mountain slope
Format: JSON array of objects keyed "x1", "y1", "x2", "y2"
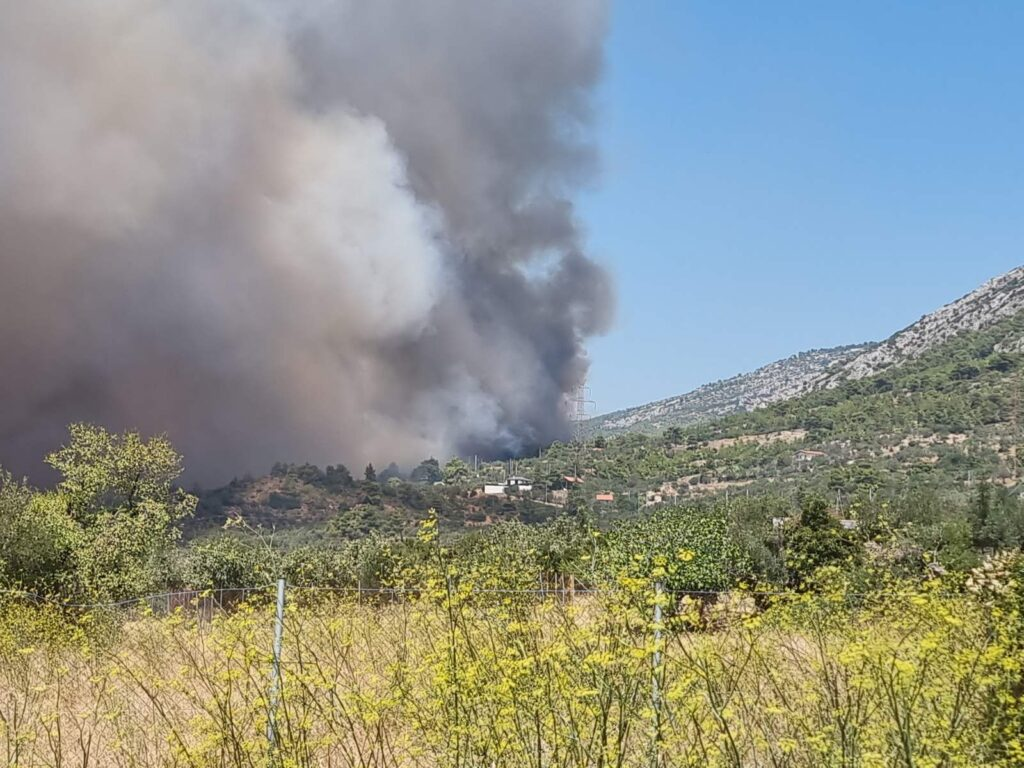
[
  {"x1": 592, "y1": 265, "x2": 1024, "y2": 435},
  {"x1": 813, "y1": 266, "x2": 1024, "y2": 387},
  {"x1": 589, "y1": 343, "x2": 873, "y2": 435}
]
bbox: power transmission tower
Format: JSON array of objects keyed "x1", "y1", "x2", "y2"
[{"x1": 569, "y1": 382, "x2": 595, "y2": 480}]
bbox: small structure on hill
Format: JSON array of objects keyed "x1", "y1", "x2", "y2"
[
  {"x1": 795, "y1": 449, "x2": 827, "y2": 464},
  {"x1": 483, "y1": 475, "x2": 533, "y2": 495}
]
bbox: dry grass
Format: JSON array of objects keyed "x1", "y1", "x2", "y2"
[{"x1": 0, "y1": 588, "x2": 1017, "y2": 767}]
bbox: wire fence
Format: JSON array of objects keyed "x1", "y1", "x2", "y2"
[
  {"x1": 0, "y1": 581, "x2": 951, "y2": 614},
  {"x1": 0, "y1": 579, "x2": 1007, "y2": 766},
  {"x1": 0, "y1": 585, "x2": 277, "y2": 616}
]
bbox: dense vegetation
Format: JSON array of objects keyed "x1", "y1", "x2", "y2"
[
  {"x1": 7, "y1": 312, "x2": 1024, "y2": 599},
  {"x1": 6, "y1": 421, "x2": 1024, "y2": 602},
  {"x1": 2, "y1": 516, "x2": 1023, "y2": 766},
  {"x1": 3, "y1": 313, "x2": 1024, "y2": 765},
  {"x1": 177, "y1": 312, "x2": 1024, "y2": 552}
]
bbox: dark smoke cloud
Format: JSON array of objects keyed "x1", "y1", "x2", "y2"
[{"x1": 0, "y1": 0, "x2": 612, "y2": 484}]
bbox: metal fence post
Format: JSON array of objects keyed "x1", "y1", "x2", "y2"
[
  {"x1": 651, "y1": 580, "x2": 665, "y2": 767},
  {"x1": 267, "y1": 578, "x2": 286, "y2": 761}
]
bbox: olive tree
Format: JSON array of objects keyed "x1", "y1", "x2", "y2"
[{"x1": 46, "y1": 424, "x2": 196, "y2": 599}]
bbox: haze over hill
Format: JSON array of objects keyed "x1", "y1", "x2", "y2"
[{"x1": 591, "y1": 265, "x2": 1024, "y2": 436}]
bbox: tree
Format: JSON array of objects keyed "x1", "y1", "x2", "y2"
[
  {"x1": 47, "y1": 423, "x2": 189, "y2": 521},
  {"x1": 411, "y1": 458, "x2": 443, "y2": 484},
  {"x1": 987, "y1": 353, "x2": 1016, "y2": 373},
  {"x1": 325, "y1": 464, "x2": 354, "y2": 490},
  {"x1": 602, "y1": 506, "x2": 748, "y2": 591},
  {"x1": 175, "y1": 536, "x2": 279, "y2": 590},
  {"x1": 44, "y1": 424, "x2": 196, "y2": 599},
  {"x1": 565, "y1": 485, "x2": 590, "y2": 518},
  {"x1": 443, "y1": 457, "x2": 470, "y2": 485},
  {"x1": 0, "y1": 471, "x2": 78, "y2": 593},
  {"x1": 364, "y1": 463, "x2": 377, "y2": 482},
  {"x1": 784, "y1": 493, "x2": 858, "y2": 586},
  {"x1": 378, "y1": 462, "x2": 403, "y2": 482},
  {"x1": 540, "y1": 467, "x2": 567, "y2": 492},
  {"x1": 968, "y1": 481, "x2": 1021, "y2": 551},
  {"x1": 950, "y1": 363, "x2": 980, "y2": 382},
  {"x1": 664, "y1": 426, "x2": 685, "y2": 446}
]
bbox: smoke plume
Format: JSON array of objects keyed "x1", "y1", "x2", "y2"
[{"x1": 0, "y1": 0, "x2": 612, "y2": 484}]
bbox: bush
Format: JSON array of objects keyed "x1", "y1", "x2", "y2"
[
  {"x1": 784, "y1": 494, "x2": 859, "y2": 586},
  {"x1": 173, "y1": 537, "x2": 279, "y2": 589},
  {"x1": 601, "y1": 505, "x2": 750, "y2": 591}
]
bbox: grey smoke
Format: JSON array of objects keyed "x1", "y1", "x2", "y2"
[{"x1": 0, "y1": 0, "x2": 613, "y2": 484}]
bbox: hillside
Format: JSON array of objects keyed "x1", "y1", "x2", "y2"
[
  {"x1": 189, "y1": 461, "x2": 557, "y2": 541},
  {"x1": 192, "y1": 266, "x2": 1024, "y2": 536},
  {"x1": 546, "y1": 308, "x2": 1024, "y2": 512},
  {"x1": 591, "y1": 265, "x2": 1024, "y2": 435},
  {"x1": 588, "y1": 344, "x2": 872, "y2": 435},
  {"x1": 815, "y1": 265, "x2": 1024, "y2": 386},
  {"x1": 193, "y1": 309, "x2": 1024, "y2": 534}
]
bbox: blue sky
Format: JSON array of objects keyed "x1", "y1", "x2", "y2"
[{"x1": 581, "y1": 1, "x2": 1024, "y2": 414}]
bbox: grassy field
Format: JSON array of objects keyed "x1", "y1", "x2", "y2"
[{"x1": 1, "y1": 580, "x2": 1020, "y2": 768}]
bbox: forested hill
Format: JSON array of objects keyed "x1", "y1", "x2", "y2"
[
  {"x1": 549, "y1": 307, "x2": 1024, "y2": 512},
  {"x1": 191, "y1": 306, "x2": 1024, "y2": 537},
  {"x1": 190, "y1": 265, "x2": 1024, "y2": 537},
  {"x1": 590, "y1": 265, "x2": 1024, "y2": 436}
]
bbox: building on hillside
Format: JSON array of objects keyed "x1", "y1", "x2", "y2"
[
  {"x1": 594, "y1": 492, "x2": 615, "y2": 503},
  {"x1": 482, "y1": 475, "x2": 533, "y2": 495},
  {"x1": 795, "y1": 449, "x2": 827, "y2": 463}
]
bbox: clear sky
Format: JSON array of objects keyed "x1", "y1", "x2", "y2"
[{"x1": 581, "y1": 1, "x2": 1024, "y2": 415}]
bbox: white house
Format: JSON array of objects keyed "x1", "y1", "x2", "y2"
[{"x1": 483, "y1": 475, "x2": 533, "y2": 495}]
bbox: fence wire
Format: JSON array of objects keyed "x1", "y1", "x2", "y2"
[
  {"x1": 0, "y1": 579, "x2": 1011, "y2": 767},
  {"x1": 0, "y1": 582, "x2": 954, "y2": 613},
  {"x1": 0, "y1": 584, "x2": 278, "y2": 614}
]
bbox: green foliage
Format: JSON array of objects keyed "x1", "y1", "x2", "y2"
[
  {"x1": 601, "y1": 505, "x2": 749, "y2": 591},
  {"x1": 378, "y1": 462, "x2": 403, "y2": 482},
  {"x1": 969, "y1": 481, "x2": 1024, "y2": 551},
  {"x1": 442, "y1": 457, "x2": 470, "y2": 485},
  {"x1": 268, "y1": 491, "x2": 301, "y2": 510},
  {"x1": 173, "y1": 536, "x2": 278, "y2": 589},
  {"x1": 784, "y1": 494, "x2": 859, "y2": 586},
  {"x1": 0, "y1": 425, "x2": 195, "y2": 600},
  {"x1": 410, "y1": 457, "x2": 443, "y2": 484},
  {"x1": 324, "y1": 463, "x2": 353, "y2": 489},
  {"x1": 284, "y1": 534, "x2": 403, "y2": 588},
  {"x1": 966, "y1": 551, "x2": 1024, "y2": 754},
  {"x1": 0, "y1": 480, "x2": 79, "y2": 594},
  {"x1": 47, "y1": 423, "x2": 190, "y2": 521}
]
